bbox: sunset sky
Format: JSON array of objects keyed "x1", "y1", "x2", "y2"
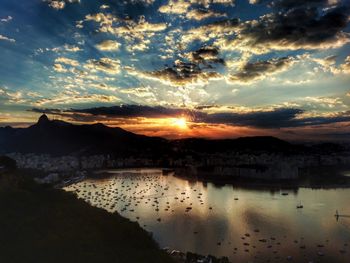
[{"x1": 0, "y1": 0, "x2": 349, "y2": 140}]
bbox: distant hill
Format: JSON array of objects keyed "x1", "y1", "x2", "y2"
[
  {"x1": 171, "y1": 136, "x2": 304, "y2": 154},
  {"x1": 0, "y1": 115, "x2": 168, "y2": 156},
  {"x1": 1, "y1": 115, "x2": 343, "y2": 157}
]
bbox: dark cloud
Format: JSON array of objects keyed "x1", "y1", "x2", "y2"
[
  {"x1": 139, "y1": 45, "x2": 225, "y2": 86},
  {"x1": 201, "y1": 109, "x2": 350, "y2": 128},
  {"x1": 140, "y1": 60, "x2": 222, "y2": 86},
  {"x1": 72, "y1": 105, "x2": 191, "y2": 118},
  {"x1": 228, "y1": 56, "x2": 294, "y2": 83},
  {"x1": 296, "y1": 111, "x2": 350, "y2": 127},
  {"x1": 186, "y1": 8, "x2": 227, "y2": 21},
  {"x1": 225, "y1": 3, "x2": 350, "y2": 53},
  {"x1": 31, "y1": 105, "x2": 190, "y2": 119},
  {"x1": 205, "y1": 18, "x2": 240, "y2": 29},
  {"x1": 31, "y1": 108, "x2": 62, "y2": 115},
  {"x1": 189, "y1": 46, "x2": 225, "y2": 66},
  {"x1": 270, "y1": 0, "x2": 331, "y2": 9},
  {"x1": 198, "y1": 108, "x2": 304, "y2": 128},
  {"x1": 31, "y1": 106, "x2": 350, "y2": 129}
]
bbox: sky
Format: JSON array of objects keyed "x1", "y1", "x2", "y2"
[{"x1": 0, "y1": 0, "x2": 349, "y2": 140}]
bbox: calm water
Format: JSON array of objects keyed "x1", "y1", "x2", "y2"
[{"x1": 64, "y1": 169, "x2": 350, "y2": 262}]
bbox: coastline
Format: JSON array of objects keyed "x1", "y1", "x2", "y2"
[
  {"x1": 81, "y1": 166, "x2": 350, "y2": 190},
  {"x1": 172, "y1": 173, "x2": 350, "y2": 190}
]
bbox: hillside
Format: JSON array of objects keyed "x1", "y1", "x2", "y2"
[
  {"x1": 0, "y1": 170, "x2": 173, "y2": 263},
  {"x1": 0, "y1": 115, "x2": 168, "y2": 156},
  {"x1": 1, "y1": 115, "x2": 345, "y2": 157}
]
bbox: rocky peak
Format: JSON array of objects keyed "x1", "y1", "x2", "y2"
[{"x1": 37, "y1": 114, "x2": 50, "y2": 125}]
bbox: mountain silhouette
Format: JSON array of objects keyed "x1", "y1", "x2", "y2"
[
  {"x1": 0, "y1": 115, "x2": 168, "y2": 156},
  {"x1": 171, "y1": 136, "x2": 299, "y2": 154},
  {"x1": 0, "y1": 115, "x2": 336, "y2": 157}
]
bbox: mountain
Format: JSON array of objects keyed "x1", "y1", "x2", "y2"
[
  {"x1": 0, "y1": 115, "x2": 168, "y2": 156},
  {"x1": 171, "y1": 136, "x2": 303, "y2": 154},
  {"x1": 1, "y1": 115, "x2": 337, "y2": 157}
]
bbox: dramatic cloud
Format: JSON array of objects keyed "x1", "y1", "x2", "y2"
[
  {"x1": 85, "y1": 13, "x2": 166, "y2": 51},
  {"x1": 1, "y1": 0, "x2": 350, "y2": 140},
  {"x1": 191, "y1": 0, "x2": 235, "y2": 6},
  {"x1": 270, "y1": 0, "x2": 332, "y2": 9},
  {"x1": 66, "y1": 105, "x2": 189, "y2": 118},
  {"x1": 95, "y1": 40, "x2": 121, "y2": 51},
  {"x1": 85, "y1": 13, "x2": 167, "y2": 34},
  {"x1": 84, "y1": 58, "x2": 121, "y2": 74},
  {"x1": 137, "y1": 60, "x2": 222, "y2": 86},
  {"x1": 31, "y1": 105, "x2": 350, "y2": 129},
  {"x1": 159, "y1": 0, "x2": 232, "y2": 18},
  {"x1": 0, "y1": 87, "x2": 26, "y2": 104},
  {"x1": 228, "y1": 56, "x2": 295, "y2": 84},
  {"x1": 120, "y1": 86, "x2": 157, "y2": 104},
  {"x1": 182, "y1": 18, "x2": 240, "y2": 44},
  {"x1": 60, "y1": 44, "x2": 82, "y2": 52},
  {"x1": 159, "y1": 0, "x2": 191, "y2": 14},
  {"x1": 33, "y1": 92, "x2": 119, "y2": 106},
  {"x1": 84, "y1": 12, "x2": 119, "y2": 26},
  {"x1": 129, "y1": 0, "x2": 156, "y2": 5},
  {"x1": 220, "y1": 5, "x2": 350, "y2": 53},
  {"x1": 37, "y1": 44, "x2": 82, "y2": 54},
  {"x1": 199, "y1": 108, "x2": 305, "y2": 128},
  {"x1": 53, "y1": 63, "x2": 68, "y2": 73},
  {"x1": 44, "y1": 0, "x2": 80, "y2": 10},
  {"x1": 55, "y1": 57, "x2": 79, "y2": 67},
  {"x1": 187, "y1": 46, "x2": 225, "y2": 65},
  {"x1": 135, "y1": 45, "x2": 225, "y2": 86},
  {"x1": 301, "y1": 96, "x2": 346, "y2": 111},
  {"x1": 0, "y1": 16, "x2": 13, "y2": 23},
  {"x1": 314, "y1": 55, "x2": 350, "y2": 74},
  {"x1": 0, "y1": 34, "x2": 15, "y2": 43},
  {"x1": 313, "y1": 55, "x2": 337, "y2": 68},
  {"x1": 186, "y1": 8, "x2": 227, "y2": 20},
  {"x1": 339, "y1": 56, "x2": 350, "y2": 74}
]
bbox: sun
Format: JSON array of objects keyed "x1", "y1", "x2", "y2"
[{"x1": 173, "y1": 117, "x2": 188, "y2": 129}]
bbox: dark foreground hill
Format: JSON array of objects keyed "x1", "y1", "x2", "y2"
[{"x1": 0, "y1": 170, "x2": 174, "y2": 263}]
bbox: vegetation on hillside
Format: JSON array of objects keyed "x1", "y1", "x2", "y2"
[{"x1": 0, "y1": 170, "x2": 174, "y2": 263}]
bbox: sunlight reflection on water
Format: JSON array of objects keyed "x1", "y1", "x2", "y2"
[{"x1": 64, "y1": 169, "x2": 350, "y2": 262}]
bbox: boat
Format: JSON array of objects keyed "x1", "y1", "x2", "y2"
[
  {"x1": 334, "y1": 210, "x2": 350, "y2": 218},
  {"x1": 296, "y1": 201, "x2": 303, "y2": 209},
  {"x1": 335, "y1": 210, "x2": 340, "y2": 219}
]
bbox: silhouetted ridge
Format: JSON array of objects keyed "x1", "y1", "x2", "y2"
[
  {"x1": 171, "y1": 136, "x2": 297, "y2": 154},
  {"x1": 0, "y1": 116, "x2": 168, "y2": 156},
  {"x1": 37, "y1": 114, "x2": 49, "y2": 125},
  {"x1": 0, "y1": 116, "x2": 342, "y2": 156}
]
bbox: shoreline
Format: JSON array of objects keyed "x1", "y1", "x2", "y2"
[
  {"x1": 173, "y1": 173, "x2": 350, "y2": 190},
  {"x1": 75, "y1": 166, "x2": 350, "y2": 190}
]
